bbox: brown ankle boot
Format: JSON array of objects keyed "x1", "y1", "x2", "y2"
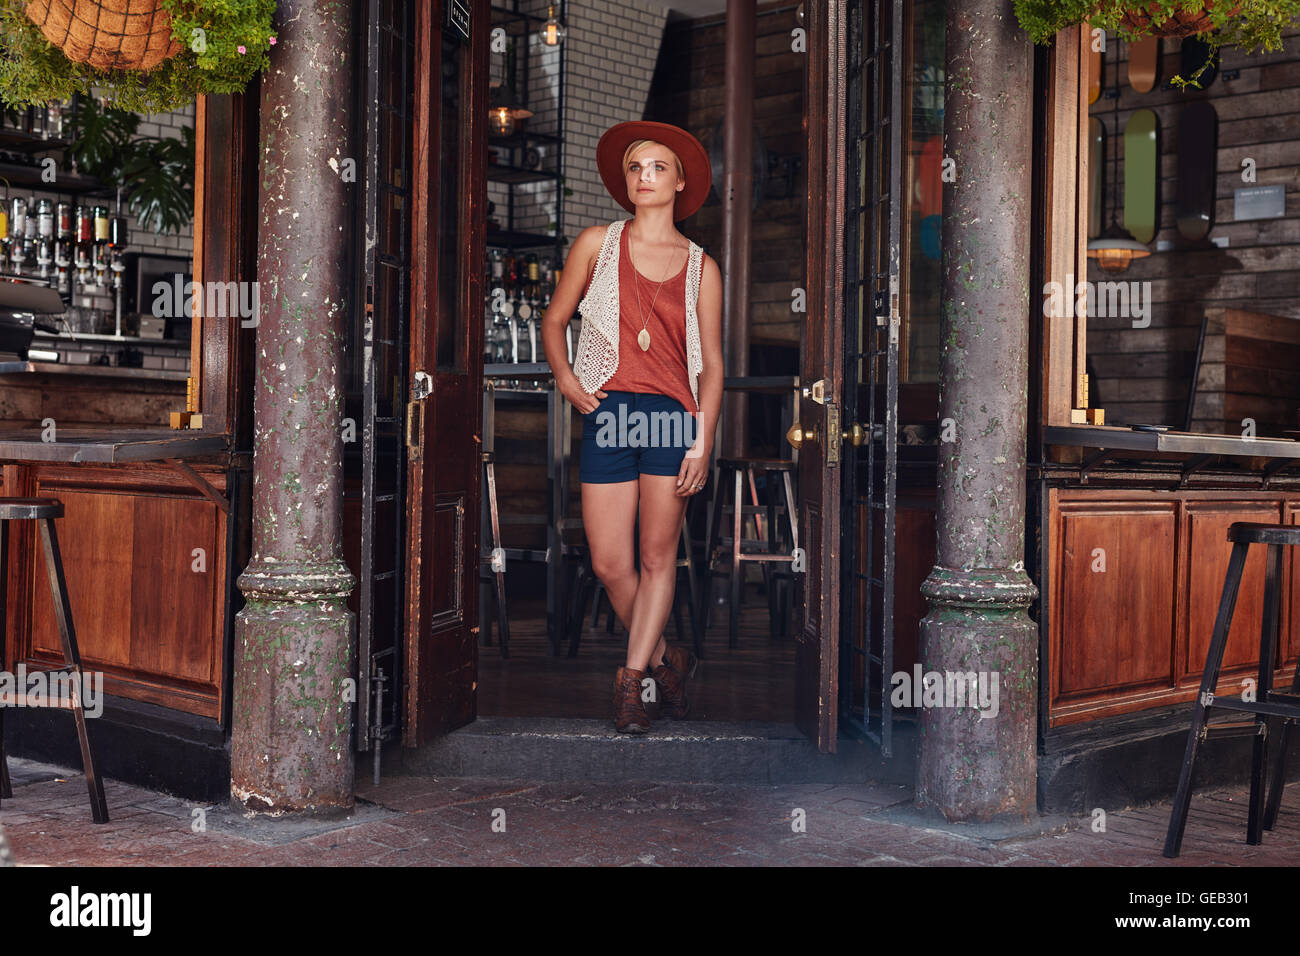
[
  {"x1": 613, "y1": 666, "x2": 651, "y2": 733},
  {"x1": 652, "y1": 644, "x2": 698, "y2": 719},
  {"x1": 662, "y1": 643, "x2": 698, "y2": 680}
]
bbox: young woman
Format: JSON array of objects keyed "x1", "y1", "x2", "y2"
[{"x1": 540, "y1": 121, "x2": 724, "y2": 733}]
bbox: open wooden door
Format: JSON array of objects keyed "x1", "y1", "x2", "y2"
[
  {"x1": 403, "y1": 0, "x2": 489, "y2": 746},
  {"x1": 793, "y1": 0, "x2": 853, "y2": 753}
]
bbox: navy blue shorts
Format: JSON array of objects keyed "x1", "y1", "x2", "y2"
[{"x1": 579, "y1": 390, "x2": 697, "y2": 484}]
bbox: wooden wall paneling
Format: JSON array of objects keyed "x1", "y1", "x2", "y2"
[
  {"x1": 1180, "y1": 500, "x2": 1282, "y2": 684},
  {"x1": 1048, "y1": 488, "x2": 1300, "y2": 726},
  {"x1": 1, "y1": 464, "x2": 32, "y2": 672},
  {"x1": 29, "y1": 490, "x2": 135, "y2": 668},
  {"x1": 129, "y1": 494, "x2": 223, "y2": 683},
  {"x1": 20, "y1": 464, "x2": 228, "y2": 717},
  {"x1": 1043, "y1": 26, "x2": 1082, "y2": 426},
  {"x1": 1052, "y1": 498, "x2": 1176, "y2": 705},
  {"x1": 1287, "y1": 500, "x2": 1300, "y2": 666}
]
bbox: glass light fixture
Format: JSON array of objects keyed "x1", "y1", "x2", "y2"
[
  {"x1": 1088, "y1": 223, "x2": 1152, "y2": 273},
  {"x1": 488, "y1": 82, "x2": 533, "y2": 137},
  {"x1": 539, "y1": 4, "x2": 566, "y2": 46},
  {"x1": 1087, "y1": 63, "x2": 1151, "y2": 274}
]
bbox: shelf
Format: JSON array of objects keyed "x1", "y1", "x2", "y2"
[
  {"x1": 33, "y1": 329, "x2": 190, "y2": 347},
  {"x1": 486, "y1": 163, "x2": 559, "y2": 185},
  {"x1": 0, "y1": 161, "x2": 110, "y2": 196},
  {"x1": 486, "y1": 227, "x2": 561, "y2": 249},
  {"x1": 490, "y1": 4, "x2": 552, "y2": 30},
  {"x1": 0, "y1": 360, "x2": 189, "y2": 382},
  {"x1": 0, "y1": 129, "x2": 72, "y2": 154},
  {"x1": 485, "y1": 361, "x2": 553, "y2": 379},
  {"x1": 488, "y1": 129, "x2": 560, "y2": 146}
]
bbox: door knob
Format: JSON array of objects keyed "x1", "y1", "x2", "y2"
[
  {"x1": 786, "y1": 421, "x2": 872, "y2": 450},
  {"x1": 786, "y1": 422, "x2": 817, "y2": 448},
  {"x1": 842, "y1": 422, "x2": 866, "y2": 446}
]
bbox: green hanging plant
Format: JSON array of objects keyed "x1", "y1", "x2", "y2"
[
  {"x1": 0, "y1": 0, "x2": 277, "y2": 113},
  {"x1": 1014, "y1": 1, "x2": 1299, "y2": 52},
  {"x1": 69, "y1": 98, "x2": 196, "y2": 235}
]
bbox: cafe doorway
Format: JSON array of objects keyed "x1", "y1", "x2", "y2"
[{"x1": 348, "y1": 0, "x2": 883, "y2": 773}]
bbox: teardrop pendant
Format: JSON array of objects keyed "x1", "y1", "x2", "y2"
[{"x1": 637, "y1": 328, "x2": 651, "y2": 351}]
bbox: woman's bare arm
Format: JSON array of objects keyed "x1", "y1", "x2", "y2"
[
  {"x1": 540, "y1": 225, "x2": 606, "y2": 414},
  {"x1": 692, "y1": 253, "x2": 724, "y2": 458}
]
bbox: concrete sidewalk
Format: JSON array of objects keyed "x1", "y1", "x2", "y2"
[{"x1": 1, "y1": 756, "x2": 1296, "y2": 865}]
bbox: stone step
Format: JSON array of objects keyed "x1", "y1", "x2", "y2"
[{"x1": 399, "y1": 716, "x2": 916, "y2": 785}]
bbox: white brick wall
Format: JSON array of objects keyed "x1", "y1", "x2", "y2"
[
  {"x1": 20, "y1": 101, "x2": 195, "y2": 263},
  {"x1": 488, "y1": 0, "x2": 670, "y2": 245},
  {"x1": 128, "y1": 101, "x2": 196, "y2": 261}
]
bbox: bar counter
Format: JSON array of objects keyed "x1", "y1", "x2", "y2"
[{"x1": 0, "y1": 425, "x2": 226, "y2": 463}]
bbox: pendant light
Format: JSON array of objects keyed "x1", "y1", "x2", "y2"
[
  {"x1": 488, "y1": 39, "x2": 533, "y2": 137},
  {"x1": 539, "y1": 4, "x2": 567, "y2": 46},
  {"x1": 489, "y1": 88, "x2": 533, "y2": 137},
  {"x1": 1087, "y1": 51, "x2": 1151, "y2": 274}
]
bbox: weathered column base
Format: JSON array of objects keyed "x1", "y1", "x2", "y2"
[
  {"x1": 916, "y1": 566, "x2": 1038, "y2": 822},
  {"x1": 230, "y1": 560, "x2": 356, "y2": 817}
]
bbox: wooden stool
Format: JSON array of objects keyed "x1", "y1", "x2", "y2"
[
  {"x1": 1164, "y1": 522, "x2": 1300, "y2": 857},
  {"x1": 697, "y1": 458, "x2": 799, "y2": 649},
  {"x1": 0, "y1": 498, "x2": 109, "y2": 823}
]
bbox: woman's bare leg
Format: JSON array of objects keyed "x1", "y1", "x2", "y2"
[
  {"x1": 582, "y1": 480, "x2": 640, "y2": 640},
  {"x1": 624, "y1": 474, "x2": 689, "y2": 671}
]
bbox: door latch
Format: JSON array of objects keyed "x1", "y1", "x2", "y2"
[
  {"x1": 406, "y1": 370, "x2": 432, "y2": 456},
  {"x1": 802, "y1": 379, "x2": 826, "y2": 404}
]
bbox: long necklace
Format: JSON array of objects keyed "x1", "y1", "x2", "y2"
[{"x1": 628, "y1": 230, "x2": 683, "y2": 352}]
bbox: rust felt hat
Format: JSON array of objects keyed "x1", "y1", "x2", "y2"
[{"x1": 596, "y1": 121, "x2": 711, "y2": 222}]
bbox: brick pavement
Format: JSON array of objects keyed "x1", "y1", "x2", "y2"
[{"x1": 1, "y1": 756, "x2": 1297, "y2": 866}]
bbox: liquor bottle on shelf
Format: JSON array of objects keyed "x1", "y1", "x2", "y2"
[
  {"x1": 525, "y1": 252, "x2": 539, "y2": 302},
  {"x1": 9, "y1": 196, "x2": 28, "y2": 276},
  {"x1": 0, "y1": 200, "x2": 9, "y2": 270},
  {"x1": 516, "y1": 293, "x2": 533, "y2": 363},
  {"x1": 53, "y1": 203, "x2": 72, "y2": 296},
  {"x1": 109, "y1": 212, "x2": 129, "y2": 338},
  {"x1": 34, "y1": 199, "x2": 53, "y2": 279},
  {"x1": 73, "y1": 205, "x2": 92, "y2": 287},
  {"x1": 91, "y1": 204, "x2": 110, "y2": 288}
]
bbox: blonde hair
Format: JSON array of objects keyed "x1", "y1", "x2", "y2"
[{"x1": 623, "y1": 139, "x2": 684, "y2": 181}]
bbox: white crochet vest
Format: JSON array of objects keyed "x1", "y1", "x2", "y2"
[{"x1": 572, "y1": 218, "x2": 705, "y2": 412}]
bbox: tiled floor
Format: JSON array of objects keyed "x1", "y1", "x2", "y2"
[{"x1": 2, "y1": 756, "x2": 1296, "y2": 866}]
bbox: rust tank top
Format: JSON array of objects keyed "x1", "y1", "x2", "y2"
[{"x1": 580, "y1": 224, "x2": 697, "y2": 417}]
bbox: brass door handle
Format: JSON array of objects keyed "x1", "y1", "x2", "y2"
[
  {"x1": 786, "y1": 423, "x2": 816, "y2": 448},
  {"x1": 786, "y1": 421, "x2": 868, "y2": 449}
]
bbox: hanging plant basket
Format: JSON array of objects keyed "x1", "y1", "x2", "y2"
[
  {"x1": 25, "y1": 0, "x2": 183, "y2": 71},
  {"x1": 1116, "y1": 1, "x2": 1241, "y2": 37},
  {"x1": 1015, "y1": 0, "x2": 1300, "y2": 54},
  {"x1": 0, "y1": 0, "x2": 276, "y2": 113}
]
